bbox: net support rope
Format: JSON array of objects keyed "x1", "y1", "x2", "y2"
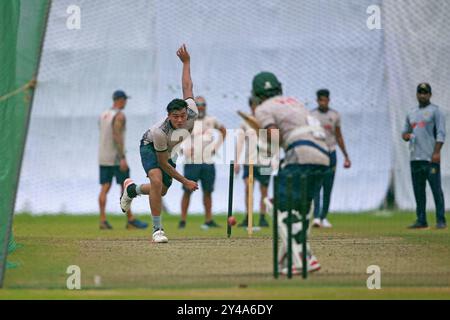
[{"x1": 0, "y1": 79, "x2": 36, "y2": 103}]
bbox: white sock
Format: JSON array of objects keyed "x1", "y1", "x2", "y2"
[{"x1": 152, "y1": 216, "x2": 162, "y2": 231}]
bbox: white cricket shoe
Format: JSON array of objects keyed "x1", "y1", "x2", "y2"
[
  {"x1": 200, "y1": 223, "x2": 210, "y2": 230},
  {"x1": 120, "y1": 178, "x2": 135, "y2": 213},
  {"x1": 308, "y1": 255, "x2": 321, "y2": 272},
  {"x1": 312, "y1": 218, "x2": 322, "y2": 228},
  {"x1": 280, "y1": 255, "x2": 321, "y2": 275},
  {"x1": 152, "y1": 229, "x2": 168, "y2": 243},
  {"x1": 321, "y1": 219, "x2": 332, "y2": 228}
]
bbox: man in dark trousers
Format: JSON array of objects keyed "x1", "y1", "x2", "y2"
[
  {"x1": 311, "y1": 89, "x2": 351, "y2": 228},
  {"x1": 402, "y1": 83, "x2": 446, "y2": 229}
]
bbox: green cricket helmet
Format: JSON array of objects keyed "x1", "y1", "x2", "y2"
[{"x1": 251, "y1": 72, "x2": 282, "y2": 102}]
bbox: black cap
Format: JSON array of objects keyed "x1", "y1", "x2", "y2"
[
  {"x1": 316, "y1": 89, "x2": 330, "y2": 98},
  {"x1": 112, "y1": 90, "x2": 130, "y2": 100},
  {"x1": 417, "y1": 83, "x2": 431, "y2": 94}
]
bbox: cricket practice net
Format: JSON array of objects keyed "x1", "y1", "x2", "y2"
[{"x1": 15, "y1": 0, "x2": 450, "y2": 215}]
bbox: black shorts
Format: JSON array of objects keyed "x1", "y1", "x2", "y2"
[
  {"x1": 183, "y1": 163, "x2": 216, "y2": 193},
  {"x1": 243, "y1": 164, "x2": 271, "y2": 187},
  {"x1": 99, "y1": 166, "x2": 130, "y2": 185}
]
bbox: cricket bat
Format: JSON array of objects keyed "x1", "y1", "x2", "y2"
[{"x1": 237, "y1": 110, "x2": 260, "y2": 132}]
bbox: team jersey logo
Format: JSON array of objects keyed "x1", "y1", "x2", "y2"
[{"x1": 411, "y1": 121, "x2": 427, "y2": 129}]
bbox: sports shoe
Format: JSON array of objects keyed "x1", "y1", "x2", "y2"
[
  {"x1": 280, "y1": 255, "x2": 321, "y2": 275},
  {"x1": 178, "y1": 220, "x2": 186, "y2": 229},
  {"x1": 312, "y1": 218, "x2": 321, "y2": 228},
  {"x1": 207, "y1": 220, "x2": 221, "y2": 227},
  {"x1": 120, "y1": 178, "x2": 135, "y2": 213},
  {"x1": 308, "y1": 255, "x2": 321, "y2": 272},
  {"x1": 152, "y1": 229, "x2": 168, "y2": 243},
  {"x1": 436, "y1": 222, "x2": 447, "y2": 229},
  {"x1": 321, "y1": 218, "x2": 332, "y2": 228},
  {"x1": 238, "y1": 217, "x2": 248, "y2": 228},
  {"x1": 259, "y1": 215, "x2": 270, "y2": 227},
  {"x1": 408, "y1": 221, "x2": 429, "y2": 229},
  {"x1": 99, "y1": 221, "x2": 113, "y2": 230},
  {"x1": 126, "y1": 219, "x2": 148, "y2": 229},
  {"x1": 201, "y1": 220, "x2": 221, "y2": 230}
]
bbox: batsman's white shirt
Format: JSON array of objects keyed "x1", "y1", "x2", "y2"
[{"x1": 255, "y1": 96, "x2": 330, "y2": 167}]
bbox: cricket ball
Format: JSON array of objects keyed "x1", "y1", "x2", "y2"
[{"x1": 228, "y1": 216, "x2": 237, "y2": 226}]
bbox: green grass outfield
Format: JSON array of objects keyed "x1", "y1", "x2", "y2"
[{"x1": 2, "y1": 211, "x2": 450, "y2": 299}]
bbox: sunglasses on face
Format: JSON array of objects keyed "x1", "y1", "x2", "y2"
[{"x1": 196, "y1": 102, "x2": 206, "y2": 107}]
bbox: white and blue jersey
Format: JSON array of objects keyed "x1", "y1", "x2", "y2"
[{"x1": 403, "y1": 103, "x2": 446, "y2": 162}]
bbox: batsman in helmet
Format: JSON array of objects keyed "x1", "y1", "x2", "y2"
[{"x1": 251, "y1": 71, "x2": 330, "y2": 274}]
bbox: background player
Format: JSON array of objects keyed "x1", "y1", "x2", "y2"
[
  {"x1": 179, "y1": 96, "x2": 227, "y2": 230},
  {"x1": 120, "y1": 44, "x2": 199, "y2": 243},
  {"x1": 98, "y1": 90, "x2": 148, "y2": 230},
  {"x1": 235, "y1": 97, "x2": 272, "y2": 228},
  {"x1": 311, "y1": 89, "x2": 351, "y2": 228},
  {"x1": 402, "y1": 83, "x2": 446, "y2": 229}
]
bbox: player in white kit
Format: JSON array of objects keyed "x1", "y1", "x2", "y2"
[{"x1": 311, "y1": 89, "x2": 351, "y2": 228}]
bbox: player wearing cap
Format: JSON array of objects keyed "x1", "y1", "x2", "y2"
[
  {"x1": 252, "y1": 71, "x2": 330, "y2": 273},
  {"x1": 98, "y1": 90, "x2": 148, "y2": 230},
  {"x1": 402, "y1": 83, "x2": 446, "y2": 229},
  {"x1": 179, "y1": 96, "x2": 227, "y2": 230},
  {"x1": 310, "y1": 89, "x2": 351, "y2": 228},
  {"x1": 119, "y1": 44, "x2": 199, "y2": 243}
]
